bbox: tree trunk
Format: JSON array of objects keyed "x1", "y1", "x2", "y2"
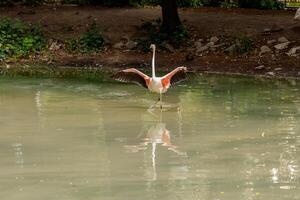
[{"x1": 161, "y1": 0, "x2": 182, "y2": 33}]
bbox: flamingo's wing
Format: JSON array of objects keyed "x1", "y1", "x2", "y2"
[
  {"x1": 112, "y1": 68, "x2": 150, "y2": 89},
  {"x1": 163, "y1": 66, "x2": 187, "y2": 85}
]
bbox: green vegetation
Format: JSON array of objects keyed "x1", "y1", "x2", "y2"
[
  {"x1": 0, "y1": 0, "x2": 44, "y2": 6},
  {"x1": 66, "y1": 22, "x2": 105, "y2": 53},
  {"x1": 286, "y1": 2, "x2": 300, "y2": 7},
  {"x1": 238, "y1": 0, "x2": 284, "y2": 10},
  {"x1": 0, "y1": 18, "x2": 45, "y2": 61},
  {"x1": 0, "y1": 0, "x2": 12, "y2": 6}
]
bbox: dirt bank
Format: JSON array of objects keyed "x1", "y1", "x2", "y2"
[{"x1": 0, "y1": 5, "x2": 300, "y2": 78}]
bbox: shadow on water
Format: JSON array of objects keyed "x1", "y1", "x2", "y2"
[{"x1": 0, "y1": 75, "x2": 300, "y2": 200}]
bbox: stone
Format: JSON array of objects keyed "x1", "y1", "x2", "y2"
[
  {"x1": 274, "y1": 42, "x2": 290, "y2": 50},
  {"x1": 195, "y1": 41, "x2": 203, "y2": 49},
  {"x1": 206, "y1": 42, "x2": 215, "y2": 47},
  {"x1": 113, "y1": 42, "x2": 124, "y2": 49},
  {"x1": 196, "y1": 45, "x2": 209, "y2": 53},
  {"x1": 125, "y1": 40, "x2": 138, "y2": 50},
  {"x1": 49, "y1": 40, "x2": 62, "y2": 51},
  {"x1": 266, "y1": 72, "x2": 275, "y2": 76},
  {"x1": 255, "y1": 65, "x2": 265, "y2": 70},
  {"x1": 210, "y1": 36, "x2": 219, "y2": 43},
  {"x1": 225, "y1": 44, "x2": 236, "y2": 53},
  {"x1": 286, "y1": 46, "x2": 300, "y2": 56},
  {"x1": 278, "y1": 37, "x2": 289, "y2": 43},
  {"x1": 274, "y1": 68, "x2": 282, "y2": 71},
  {"x1": 267, "y1": 39, "x2": 276, "y2": 45},
  {"x1": 163, "y1": 43, "x2": 175, "y2": 53},
  {"x1": 259, "y1": 45, "x2": 272, "y2": 55}
]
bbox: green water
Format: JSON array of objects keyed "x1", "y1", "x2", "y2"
[{"x1": 0, "y1": 76, "x2": 299, "y2": 200}]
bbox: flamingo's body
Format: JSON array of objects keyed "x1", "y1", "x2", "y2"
[
  {"x1": 112, "y1": 44, "x2": 187, "y2": 96},
  {"x1": 295, "y1": 8, "x2": 300, "y2": 21}
]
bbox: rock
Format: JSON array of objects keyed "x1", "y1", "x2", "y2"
[
  {"x1": 163, "y1": 43, "x2": 175, "y2": 53},
  {"x1": 196, "y1": 45, "x2": 209, "y2": 53},
  {"x1": 263, "y1": 28, "x2": 271, "y2": 33},
  {"x1": 210, "y1": 36, "x2": 219, "y2": 43},
  {"x1": 113, "y1": 42, "x2": 124, "y2": 49},
  {"x1": 125, "y1": 40, "x2": 138, "y2": 50},
  {"x1": 259, "y1": 45, "x2": 272, "y2": 55},
  {"x1": 267, "y1": 39, "x2": 276, "y2": 45},
  {"x1": 286, "y1": 46, "x2": 300, "y2": 56},
  {"x1": 266, "y1": 72, "x2": 275, "y2": 76},
  {"x1": 49, "y1": 40, "x2": 62, "y2": 51},
  {"x1": 225, "y1": 44, "x2": 236, "y2": 53},
  {"x1": 274, "y1": 42, "x2": 290, "y2": 50},
  {"x1": 195, "y1": 41, "x2": 203, "y2": 49},
  {"x1": 278, "y1": 37, "x2": 289, "y2": 43},
  {"x1": 206, "y1": 42, "x2": 215, "y2": 47},
  {"x1": 274, "y1": 68, "x2": 282, "y2": 71},
  {"x1": 270, "y1": 24, "x2": 283, "y2": 32},
  {"x1": 255, "y1": 65, "x2": 265, "y2": 70}
]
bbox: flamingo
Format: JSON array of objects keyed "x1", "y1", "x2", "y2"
[
  {"x1": 295, "y1": 8, "x2": 300, "y2": 21},
  {"x1": 112, "y1": 44, "x2": 187, "y2": 108}
]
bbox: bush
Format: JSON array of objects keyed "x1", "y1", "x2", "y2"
[
  {"x1": 67, "y1": 22, "x2": 105, "y2": 53},
  {"x1": 238, "y1": 0, "x2": 284, "y2": 10},
  {"x1": 0, "y1": 0, "x2": 13, "y2": 6},
  {"x1": 0, "y1": 18, "x2": 45, "y2": 60},
  {"x1": 0, "y1": 0, "x2": 45, "y2": 6}
]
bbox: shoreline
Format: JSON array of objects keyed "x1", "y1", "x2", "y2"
[{"x1": 1, "y1": 64, "x2": 300, "y2": 82}]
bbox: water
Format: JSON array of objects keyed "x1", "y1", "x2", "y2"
[{"x1": 0, "y1": 76, "x2": 299, "y2": 200}]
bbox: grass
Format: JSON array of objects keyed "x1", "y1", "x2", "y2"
[{"x1": 286, "y1": 2, "x2": 300, "y2": 7}]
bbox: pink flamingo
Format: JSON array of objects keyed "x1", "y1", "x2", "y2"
[{"x1": 112, "y1": 44, "x2": 187, "y2": 108}]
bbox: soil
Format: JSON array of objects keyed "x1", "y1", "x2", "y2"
[{"x1": 0, "y1": 5, "x2": 300, "y2": 78}]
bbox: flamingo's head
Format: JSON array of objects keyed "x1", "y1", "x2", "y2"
[{"x1": 150, "y1": 44, "x2": 156, "y2": 51}]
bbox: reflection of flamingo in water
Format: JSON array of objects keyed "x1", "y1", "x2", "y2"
[
  {"x1": 125, "y1": 120, "x2": 186, "y2": 166},
  {"x1": 143, "y1": 123, "x2": 186, "y2": 166},
  {"x1": 112, "y1": 44, "x2": 187, "y2": 108}
]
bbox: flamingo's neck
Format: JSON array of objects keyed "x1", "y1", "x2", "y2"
[{"x1": 152, "y1": 47, "x2": 156, "y2": 78}]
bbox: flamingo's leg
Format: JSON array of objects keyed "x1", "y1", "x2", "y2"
[
  {"x1": 148, "y1": 97, "x2": 160, "y2": 110},
  {"x1": 160, "y1": 93, "x2": 163, "y2": 110}
]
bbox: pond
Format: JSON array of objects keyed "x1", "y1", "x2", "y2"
[{"x1": 0, "y1": 76, "x2": 299, "y2": 200}]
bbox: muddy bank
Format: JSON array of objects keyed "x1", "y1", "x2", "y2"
[{"x1": 1, "y1": 6, "x2": 300, "y2": 79}]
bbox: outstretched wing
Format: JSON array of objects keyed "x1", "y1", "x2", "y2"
[
  {"x1": 111, "y1": 68, "x2": 150, "y2": 89},
  {"x1": 162, "y1": 66, "x2": 187, "y2": 85}
]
